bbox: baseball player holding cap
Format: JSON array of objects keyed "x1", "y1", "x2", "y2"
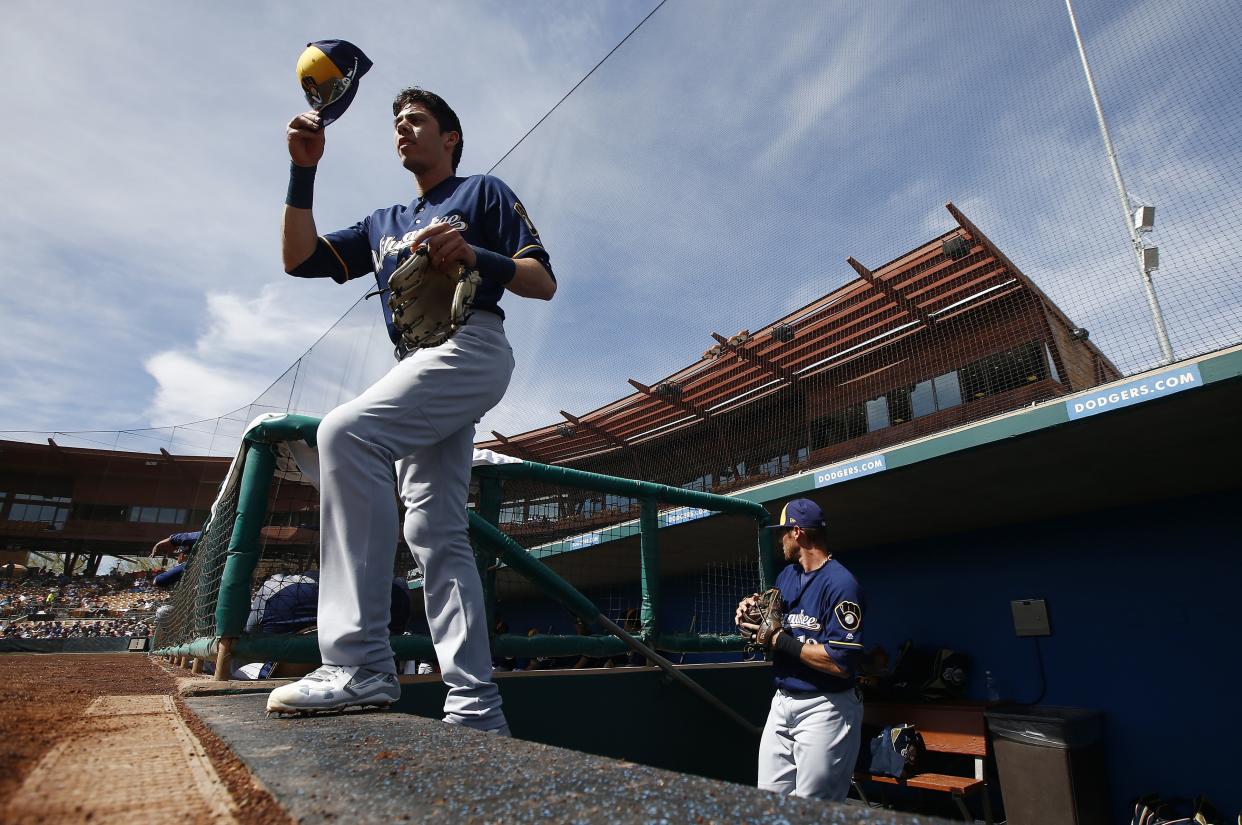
[
  {"x1": 268, "y1": 41, "x2": 556, "y2": 732},
  {"x1": 736, "y1": 498, "x2": 865, "y2": 800}
]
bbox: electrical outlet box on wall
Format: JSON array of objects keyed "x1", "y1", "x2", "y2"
[{"x1": 1011, "y1": 598, "x2": 1051, "y2": 637}]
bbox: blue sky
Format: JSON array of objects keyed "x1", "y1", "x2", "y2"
[{"x1": 2, "y1": 1, "x2": 1238, "y2": 450}]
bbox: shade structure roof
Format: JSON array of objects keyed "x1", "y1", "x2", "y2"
[{"x1": 479, "y1": 203, "x2": 1115, "y2": 466}]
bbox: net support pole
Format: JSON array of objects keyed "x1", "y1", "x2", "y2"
[
  {"x1": 638, "y1": 499, "x2": 661, "y2": 636},
  {"x1": 1064, "y1": 0, "x2": 1175, "y2": 365}
]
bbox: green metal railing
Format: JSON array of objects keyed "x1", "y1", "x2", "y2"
[{"x1": 153, "y1": 414, "x2": 775, "y2": 680}]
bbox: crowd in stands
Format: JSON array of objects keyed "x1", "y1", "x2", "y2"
[
  {"x1": 0, "y1": 568, "x2": 169, "y2": 635},
  {"x1": 0, "y1": 617, "x2": 153, "y2": 640}
]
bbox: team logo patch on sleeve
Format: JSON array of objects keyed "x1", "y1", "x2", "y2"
[
  {"x1": 835, "y1": 600, "x2": 862, "y2": 631},
  {"x1": 513, "y1": 201, "x2": 541, "y2": 238}
]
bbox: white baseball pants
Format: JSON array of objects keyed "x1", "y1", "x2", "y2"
[
  {"x1": 315, "y1": 311, "x2": 513, "y2": 732},
  {"x1": 758, "y1": 686, "x2": 864, "y2": 800}
]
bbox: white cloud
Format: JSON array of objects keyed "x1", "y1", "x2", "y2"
[
  {"x1": 142, "y1": 282, "x2": 345, "y2": 425},
  {"x1": 144, "y1": 350, "x2": 263, "y2": 426}
]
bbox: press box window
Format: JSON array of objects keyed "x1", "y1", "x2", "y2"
[
  {"x1": 128, "y1": 506, "x2": 189, "y2": 524},
  {"x1": 960, "y1": 343, "x2": 1046, "y2": 401},
  {"x1": 865, "y1": 396, "x2": 890, "y2": 432},
  {"x1": 8, "y1": 494, "x2": 72, "y2": 530},
  {"x1": 810, "y1": 404, "x2": 866, "y2": 449},
  {"x1": 907, "y1": 371, "x2": 963, "y2": 419}
]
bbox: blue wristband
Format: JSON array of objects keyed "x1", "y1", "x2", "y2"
[
  {"x1": 286, "y1": 163, "x2": 316, "y2": 209},
  {"x1": 470, "y1": 246, "x2": 517, "y2": 286}
]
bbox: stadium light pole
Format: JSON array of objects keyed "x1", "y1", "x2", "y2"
[{"x1": 1065, "y1": 0, "x2": 1175, "y2": 366}]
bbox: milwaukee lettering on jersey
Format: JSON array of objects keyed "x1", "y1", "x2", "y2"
[
  {"x1": 784, "y1": 612, "x2": 822, "y2": 633},
  {"x1": 320, "y1": 174, "x2": 553, "y2": 342},
  {"x1": 376, "y1": 215, "x2": 470, "y2": 264}
]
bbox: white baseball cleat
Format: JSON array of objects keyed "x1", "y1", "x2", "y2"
[{"x1": 266, "y1": 665, "x2": 400, "y2": 715}]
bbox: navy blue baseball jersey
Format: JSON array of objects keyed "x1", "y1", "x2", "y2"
[
  {"x1": 318, "y1": 174, "x2": 553, "y2": 343},
  {"x1": 771, "y1": 558, "x2": 864, "y2": 693}
]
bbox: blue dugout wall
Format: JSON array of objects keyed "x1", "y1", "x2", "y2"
[
  {"x1": 489, "y1": 488, "x2": 1237, "y2": 819},
  {"x1": 848, "y1": 488, "x2": 1238, "y2": 819}
]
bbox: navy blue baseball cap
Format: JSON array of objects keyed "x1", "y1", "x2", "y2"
[
  {"x1": 296, "y1": 39, "x2": 373, "y2": 126},
  {"x1": 767, "y1": 498, "x2": 826, "y2": 530}
]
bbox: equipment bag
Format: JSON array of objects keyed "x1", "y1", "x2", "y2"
[
  {"x1": 867, "y1": 723, "x2": 925, "y2": 779},
  {"x1": 886, "y1": 643, "x2": 969, "y2": 700}
]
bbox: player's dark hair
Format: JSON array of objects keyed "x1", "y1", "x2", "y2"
[{"x1": 392, "y1": 87, "x2": 464, "y2": 171}]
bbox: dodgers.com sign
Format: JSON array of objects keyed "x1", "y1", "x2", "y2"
[
  {"x1": 568, "y1": 533, "x2": 601, "y2": 550},
  {"x1": 814, "y1": 455, "x2": 887, "y2": 489},
  {"x1": 1065, "y1": 365, "x2": 1202, "y2": 421},
  {"x1": 660, "y1": 507, "x2": 714, "y2": 528}
]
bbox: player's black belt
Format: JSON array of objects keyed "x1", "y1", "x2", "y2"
[{"x1": 777, "y1": 682, "x2": 858, "y2": 698}]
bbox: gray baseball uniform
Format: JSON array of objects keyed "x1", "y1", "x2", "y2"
[{"x1": 280, "y1": 171, "x2": 552, "y2": 729}]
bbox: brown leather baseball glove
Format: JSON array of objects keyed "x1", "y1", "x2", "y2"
[
  {"x1": 387, "y1": 243, "x2": 482, "y2": 350},
  {"x1": 738, "y1": 588, "x2": 786, "y2": 655}
]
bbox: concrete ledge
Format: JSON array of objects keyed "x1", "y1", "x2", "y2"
[{"x1": 184, "y1": 693, "x2": 945, "y2": 824}]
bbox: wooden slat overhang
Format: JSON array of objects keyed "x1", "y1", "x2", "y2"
[{"x1": 477, "y1": 204, "x2": 1072, "y2": 466}]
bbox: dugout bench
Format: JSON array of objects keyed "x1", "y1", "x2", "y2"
[{"x1": 852, "y1": 699, "x2": 995, "y2": 824}]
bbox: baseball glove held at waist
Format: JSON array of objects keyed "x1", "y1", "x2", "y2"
[
  {"x1": 387, "y1": 243, "x2": 482, "y2": 350},
  {"x1": 739, "y1": 588, "x2": 786, "y2": 655}
]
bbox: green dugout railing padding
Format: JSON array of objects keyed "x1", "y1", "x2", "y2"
[
  {"x1": 212, "y1": 443, "x2": 276, "y2": 637},
  {"x1": 155, "y1": 413, "x2": 776, "y2": 672}
]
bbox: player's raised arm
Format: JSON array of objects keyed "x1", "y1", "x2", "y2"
[{"x1": 282, "y1": 111, "x2": 325, "y2": 271}]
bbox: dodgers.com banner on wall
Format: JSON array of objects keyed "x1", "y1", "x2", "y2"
[
  {"x1": 1065, "y1": 365, "x2": 1202, "y2": 421},
  {"x1": 813, "y1": 455, "x2": 887, "y2": 488}
]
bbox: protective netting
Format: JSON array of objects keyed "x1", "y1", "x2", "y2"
[
  {"x1": 151, "y1": 463, "x2": 240, "y2": 650},
  {"x1": 486, "y1": 469, "x2": 762, "y2": 643},
  {"x1": 694, "y1": 558, "x2": 763, "y2": 638},
  {"x1": 2, "y1": 3, "x2": 1239, "y2": 585}
]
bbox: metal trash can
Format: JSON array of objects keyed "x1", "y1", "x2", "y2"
[{"x1": 985, "y1": 705, "x2": 1108, "y2": 825}]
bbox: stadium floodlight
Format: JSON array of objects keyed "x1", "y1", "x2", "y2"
[
  {"x1": 942, "y1": 235, "x2": 972, "y2": 261},
  {"x1": 1142, "y1": 246, "x2": 1159, "y2": 271},
  {"x1": 771, "y1": 324, "x2": 795, "y2": 343},
  {"x1": 654, "y1": 381, "x2": 682, "y2": 400}
]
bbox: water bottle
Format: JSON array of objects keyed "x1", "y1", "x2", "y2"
[{"x1": 985, "y1": 670, "x2": 1000, "y2": 702}]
